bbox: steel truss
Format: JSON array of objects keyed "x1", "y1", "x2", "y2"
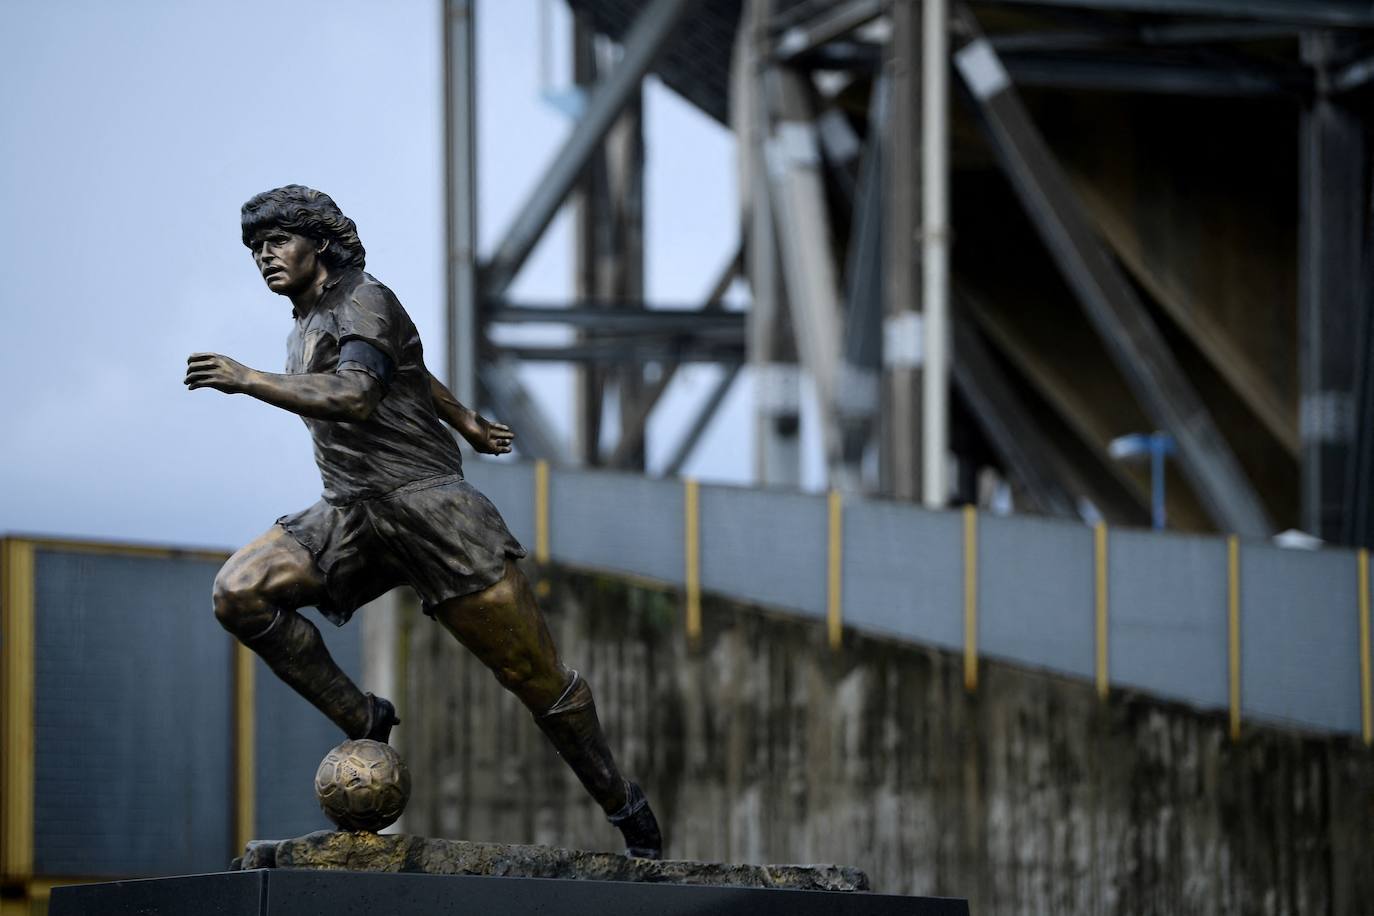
[{"x1": 447, "y1": 0, "x2": 1374, "y2": 539}]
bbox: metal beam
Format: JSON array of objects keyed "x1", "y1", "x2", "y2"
[
  {"x1": 1345, "y1": 187, "x2": 1374, "y2": 548},
  {"x1": 493, "y1": 341, "x2": 745, "y2": 364},
  {"x1": 482, "y1": 0, "x2": 692, "y2": 299},
  {"x1": 999, "y1": 50, "x2": 1302, "y2": 96},
  {"x1": 953, "y1": 8, "x2": 1272, "y2": 537},
  {"x1": 922, "y1": 0, "x2": 952, "y2": 509},
  {"x1": 1301, "y1": 32, "x2": 1366, "y2": 541},
  {"x1": 663, "y1": 364, "x2": 745, "y2": 476},
  {"x1": 881, "y1": 0, "x2": 922, "y2": 501},
  {"x1": 604, "y1": 248, "x2": 743, "y2": 469},
  {"x1": 951, "y1": 311, "x2": 1078, "y2": 517},
  {"x1": 572, "y1": 12, "x2": 607, "y2": 465},
  {"x1": 988, "y1": 22, "x2": 1303, "y2": 51},
  {"x1": 837, "y1": 75, "x2": 887, "y2": 473},
  {"x1": 971, "y1": 0, "x2": 1374, "y2": 28},
  {"x1": 774, "y1": 0, "x2": 885, "y2": 61},
  {"x1": 740, "y1": 0, "x2": 802, "y2": 488},
  {"x1": 443, "y1": 0, "x2": 478, "y2": 406},
  {"x1": 1082, "y1": 179, "x2": 1300, "y2": 456},
  {"x1": 487, "y1": 303, "x2": 745, "y2": 335},
  {"x1": 960, "y1": 284, "x2": 1155, "y2": 523},
  {"x1": 765, "y1": 68, "x2": 852, "y2": 486}
]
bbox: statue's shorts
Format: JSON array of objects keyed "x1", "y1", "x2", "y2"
[{"x1": 275, "y1": 474, "x2": 527, "y2": 626}]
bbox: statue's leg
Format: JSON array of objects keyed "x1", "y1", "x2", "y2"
[
  {"x1": 431, "y1": 562, "x2": 662, "y2": 857},
  {"x1": 214, "y1": 525, "x2": 396, "y2": 742}
]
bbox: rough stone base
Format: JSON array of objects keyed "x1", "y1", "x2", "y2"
[{"x1": 232, "y1": 830, "x2": 869, "y2": 892}]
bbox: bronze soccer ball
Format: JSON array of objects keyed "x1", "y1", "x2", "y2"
[{"x1": 314, "y1": 739, "x2": 411, "y2": 833}]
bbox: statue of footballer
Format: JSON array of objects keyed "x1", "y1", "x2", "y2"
[{"x1": 186, "y1": 185, "x2": 661, "y2": 858}]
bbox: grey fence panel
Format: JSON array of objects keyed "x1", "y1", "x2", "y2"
[
  {"x1": 842, "y1": 499, "x2": 963, "y2": 650},
  {"x1": 254, "y1": 610, "x2": 364, "y2": 839},
  {"x1": 438, "y1": 459, "x2": 1367, "y2": 737},
  {"x1": 1108, "y1": 530, "x2": 1227, "y2": 711},
  {"x1": 1240, "y1": 544, "x2": 1361, "y2": 734},
  {"x1": 979, "y1": 515, "x2": 1094, "y2": 680},
  {"x1": 464, "y1": 458, "x2": 536, "y2": 550},
  {"x1": 700, "y1": 485, "x2": 827, "y2": 618},
  {"x1": 550, "y1": 468, "x2": 685, "y2": 585},
  {"x1": 32, "y1": 549, "x2": 232, "y2": 877}
]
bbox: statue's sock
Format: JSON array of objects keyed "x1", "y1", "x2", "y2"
[
  {"x1": 535, "y1": 671, "x2": 662, "y2": 858},
  {"x1": 245, "y1": 608, "x2": 394, "y2": 741}
]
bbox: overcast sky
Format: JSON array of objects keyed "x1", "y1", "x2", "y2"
[{"x1": 1, "y1": 0, "x2": 762, "y2": 549}]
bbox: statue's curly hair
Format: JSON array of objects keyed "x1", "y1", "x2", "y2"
[{"x1": 240, "y1": 185, "x2": 366, "y2": 270}]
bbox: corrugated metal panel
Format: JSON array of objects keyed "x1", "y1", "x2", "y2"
[
  {"x1": 1240, "y1": 544, "x2": 1361, "y2": 734},
  {"x1": 253, "y1": 612, "x2": 364, "y2": 840},
  {"x1": 550, "y1": 468, "x2": 684, "y2": 584},
  {"x1": 979, "y1": 514, "x2": 1095, "y2": 680},
  {"x1": 32, "y1": 549, "x2": 232, "y2": 876},
  {"x1": 842, "y1": 498, "x2": 963, "y2": 650},
  {"x1": 700, "y1": 484, "x2": 826, "y2": 617},
  {"x1": 1108, "y1": 529, "x2": 1227, "y2": 712}
]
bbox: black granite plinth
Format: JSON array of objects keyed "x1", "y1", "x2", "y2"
[{"x1": 50, "y1": 870, "x2": 969, "y2": 916}]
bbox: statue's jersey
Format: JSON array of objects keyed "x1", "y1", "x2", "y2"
[{"x1": 285, "y1": 269, "x2": 464, "y2": 505}]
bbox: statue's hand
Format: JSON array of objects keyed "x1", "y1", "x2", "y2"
[
  {"x1": 185, "y1": 353, "x2": 256, "y2": 395},
  {"x1": 459, "y1": 411, "x2": 515, "y2": 455}
]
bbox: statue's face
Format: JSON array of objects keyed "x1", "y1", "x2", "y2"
[{"x1": 248, "y1": 227, "x2": 324, "y2": 297}]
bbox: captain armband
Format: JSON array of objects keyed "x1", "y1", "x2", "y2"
[{"x1": 338, "y1": 338, "x2": 396, "y2": 387}]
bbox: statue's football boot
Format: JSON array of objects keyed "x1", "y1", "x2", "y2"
[
  {"x1": 363, "y1": 693, "x2": 401, "y2": 744},
  {"x1": 608, "y1": 781, "x2": 663, "y2": 860}
]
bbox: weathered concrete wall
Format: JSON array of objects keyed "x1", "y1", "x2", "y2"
[{"x1": 399, "y1": 567, "x2": 1372, "y2": 915}]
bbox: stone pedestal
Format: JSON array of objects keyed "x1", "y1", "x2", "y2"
[
  {"x1": 234, "y1": 830, "x2": 871, "y2": 891},
  {"x1": 50, "y1": 833, "x2": 969, "y2": 915}
]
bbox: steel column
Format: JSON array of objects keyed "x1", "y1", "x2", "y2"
[
  {"x1": 1300, "y1": 32, "x2": 1366, "y2": 540},
  {"x1": 444, "y1": 0, "x2": 479, "y2": 406},
  {"x1": 921, "y1": 0, "x2": 951, "y2": 509},
  {"x1": 738, "y1": 0, "x2": 801, "y2": 487},
  {"x1": 881, "y1": 0, "x2": 922, "y2": 500},
  {"x1": 573, "y1": 13, "x2": 607, "y2": 465}
]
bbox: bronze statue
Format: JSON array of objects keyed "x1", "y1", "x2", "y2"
[{"x1": 186, "y1": 185, "x2": 661, "y2": 858}]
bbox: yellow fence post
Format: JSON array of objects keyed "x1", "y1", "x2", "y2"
[
  {"x1": 1227, "y1": 535, "x2": 1241, "y2": 742},
  {"x1": 827, "y1": 490, "x2": 843, "y2": 651},
  {"x1": 1095, "y1": 523, "x2": 1109, "y2": 701},
  {"x1": 534, "y1": 459, "x2": 551, "y2": 564},
  {"x1": 233, "y1": 642, "x2": 255, "y2": 855},
  {"x1": 1, "y1": 538, "x2": 35, "y2": 885},
  {"x1": 963, "y1": 506, "x2": 978, "y2": 692},
  {"x1": 684, "y1": 478, "x2": 702, "y2": 647},
  {"x1": 1359, "y1": 549, "x2": 1372, "y2": 747}
]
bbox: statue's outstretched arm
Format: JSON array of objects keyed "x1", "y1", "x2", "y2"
[{"x1": 185, "y1": 352, "x2": 383, "y2": 423}]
